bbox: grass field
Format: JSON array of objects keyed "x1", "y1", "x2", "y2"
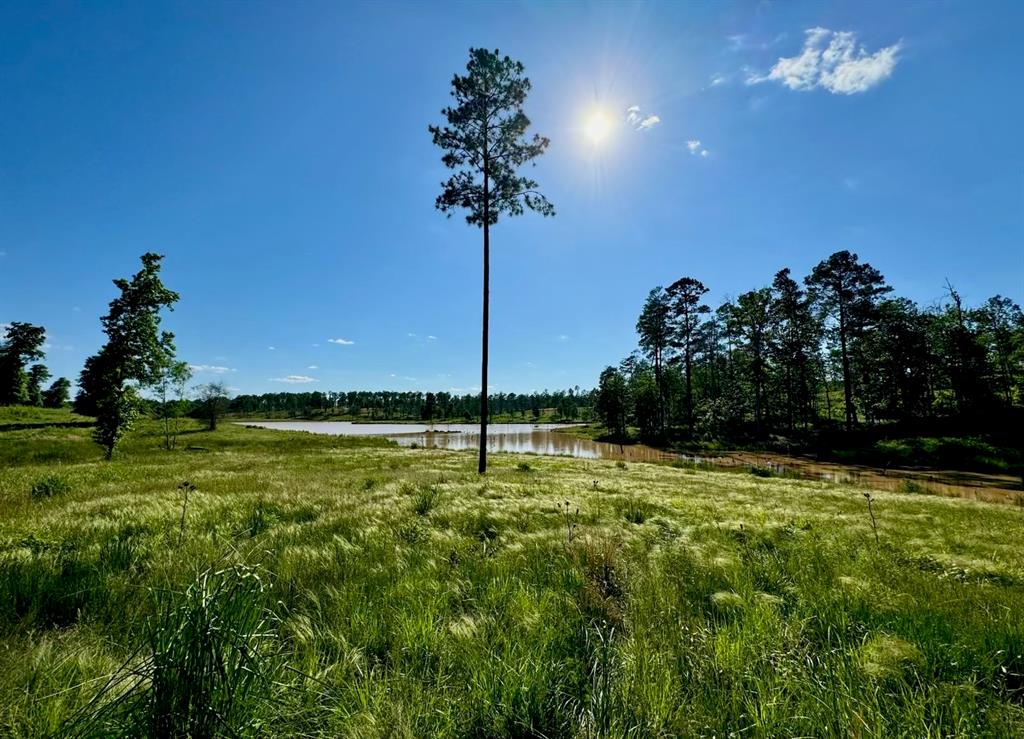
[{"x1": 2, "y1": 411, "x2": 1024, "y2": 736}]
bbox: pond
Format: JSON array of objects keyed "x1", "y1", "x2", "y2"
[
  {"x1": 239, "y1": 421, "x2": 674, "y2": 462},
  {"x1": 240, "y1": 421, "x2": 1022, "y2": 504}
]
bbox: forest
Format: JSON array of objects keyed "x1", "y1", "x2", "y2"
[{"x1": 593, "y1": 250, "x2": 1023, "y2": 457}]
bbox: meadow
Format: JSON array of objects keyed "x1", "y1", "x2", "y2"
[{"x1": 1, "y1": 410, "x2": 1023, "y2": 737}]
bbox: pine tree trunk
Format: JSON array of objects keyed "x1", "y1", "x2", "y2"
[{"x1": 479, "y1": 161, "x2": 490, "y2": 474}]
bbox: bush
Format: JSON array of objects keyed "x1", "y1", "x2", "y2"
[{"x1": 30, "y1": 474, "x2": 71, "y2": 499}]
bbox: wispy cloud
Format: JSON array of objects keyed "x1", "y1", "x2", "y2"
[
  {"x1": 557, "y1": 334, "x2": 570, "y2": 342},
  {"x1": 709, "y1": 73, "x2": 731, "y2": 87},
  {"x1": 626, "y1": 105, "x2": 661, "y2": 131},
  {"x1": 307, "y1": 365, "x2": 319, "y2": 370},
  {"x1": 189, "y1": 364, "x2": 236, "y2": 374},
  {"x1": 327, "y1": 338, "x2": 355, "y2": 345},
  {"x1": 427, "y1": 335, "x2": 437, "y2": 341},
  {"x1": 747, "y1": 28, "x2": 901, "y2": 94},
  {"x1": 268, "y1": 346, "x2": 276, "y2": 351},
  {"x1": 269, "y1": 375, "x2": 317, "y2": 384}
]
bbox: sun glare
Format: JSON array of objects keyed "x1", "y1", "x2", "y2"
[{"x1": 583, "y1": 109, "x2": 613, "y2": 146}]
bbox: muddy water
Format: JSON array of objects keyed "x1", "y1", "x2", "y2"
[
  {"x1": 241, "y1": 421, "x2": 1021, "y2": 504},
  {"x1": 240, "y1": 421, "x2": 673, "y2": 462}
]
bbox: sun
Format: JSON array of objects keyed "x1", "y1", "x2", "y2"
[{"x1": 583, "y1": 109, "x2": 613, "y2": 146}]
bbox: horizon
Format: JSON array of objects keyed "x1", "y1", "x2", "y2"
[{"x1": 2, "y1": 0, "x2": 1022, "y2": 396}]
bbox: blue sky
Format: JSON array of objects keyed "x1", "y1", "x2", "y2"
[{"x1": 2, "y1": 0, "x2": 1021, "y2": 395}]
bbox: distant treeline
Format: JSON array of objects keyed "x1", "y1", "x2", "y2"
[
  {"x1": 595, "y1": 250, "x2": 1023, "y2": 446},
  {"x1": 224, "y1": 389, "x2": 594, "y2": 422}
]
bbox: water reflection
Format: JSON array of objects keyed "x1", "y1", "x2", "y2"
[{"x1": 240, "y1": 421, "x2": 672, "y2": 461}]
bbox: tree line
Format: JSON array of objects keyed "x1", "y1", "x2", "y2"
[
  {"x1": 596, "y1": 250, "x2": 1023, "y2": 445},
  {"x1": 226, "y1": 388, "x2": 591, "y2": 421}
]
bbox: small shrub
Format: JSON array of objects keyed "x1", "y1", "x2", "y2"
[
  {"x1": 749, "y1": 465, "x2": 774, "y2": 478},
  {"x1": 615, "y1": 460, "x2": 627, "y2": 470},
  {"x1": 516, "y1": 462, "x2": 532, "y2": 472},
  {"x1": 30, "y1": 474, "x2": 71, "y2": 499}
]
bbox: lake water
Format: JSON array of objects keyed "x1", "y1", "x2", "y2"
[
  {"x1": 240, "y1": 421, "x2": 1021, "y2": 503},
  {"x1": 240, "y1": 421, "x2": 674, "y2": 461}
]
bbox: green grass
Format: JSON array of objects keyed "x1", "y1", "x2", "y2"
[{"x1": 1, "y1": 417, "x2": 1023, "y2": 736}]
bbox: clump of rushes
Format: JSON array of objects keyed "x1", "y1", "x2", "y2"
[
  {"x1": 30, "y1": 473, "x2": 71, "y2": 499},
  {"x1": 413, "y1": 484, "x2": 440, "y2": 516},
  {"x1": 64, "y1": 563, "x2": 285, "y2": 738}
]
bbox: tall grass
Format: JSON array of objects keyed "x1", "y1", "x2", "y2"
[{"x1": 0, "y1": 418, "x2": 1023, "y2": 735}]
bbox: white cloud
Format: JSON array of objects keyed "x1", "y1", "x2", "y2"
[
  {"x1": 190, "y1": 364, "x2": 236, "y2": 374},
  {"x1": 626, "y1": 105, "x2": 661, "y2": 131},
  {"x1": 328, "y1": 337, "x2": 355, "y2": 345},
  {"x1": 307, "y1": 365, "x2": 319, "y2": 370},
  {"x1": 638, "y1": 115, "x2": 661, "y2": 130},
  {"x1": 748, "y1": 27, "x2": 901, "y2": 94},
  {"x1": 686, "y1": 139, "x2": 710, "y2": 157},
  {"x1": 557, "y1": 334, "x2": 570, "y2": 342},
  {"x1": 427, "y1": 335, "x2": 437, "y2": 341},
  {"x1": 709, "y1": 73, "x2": 731, "y2": 87},
  {"x1": 269, "y1": 375, "x2": 317, "y2": 384},
  {"x1": 268, "y1": 346, "x2": 276, "y2": 351}
]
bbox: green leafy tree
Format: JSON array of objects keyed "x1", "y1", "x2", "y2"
[
  {"x1": 770, "y1": 268, "x2": 820, "y2": 431},
  {"x1": 723, "y1": 288, "x2": 774, "y2": 436},
  {"x1": 666, "y1": 277, "x2": 710, "y2": 433},
  {"x1": 0, "y1": 322, "x2": 46, "y2": 405},
  {"x1": 153, "y1": 360, "x2": 192, "y2": 449},
  {"x1": 636, "y1": 287, "x2": 673, "y2": 438},
  {"x1": 596, "y1": 366, "x2": 630, "y2": 439},
  {"x1": 934, "y1": 283, "x2": 992, "y2": 416},
  {"x1": 43, "y1": 377, "x2": 72, "y2": 408},
  {"x1": 857, "y1": 298, "x2": 934, "y2": 423},
  {"x1": 806, "y1": 251, "x2": 890, "y2": 430},
  {"x1": 196, "y1": 380, "x2": 230, "y2": 431},
  {"x1": 974, "y1": 295, "x2": 1024, "y2": 405},
  {"x1": 78, "y1": 253, "x2": 180, "y2": 459},
  {"x1": 26, "y1": 364, "x2": 51, "y2": 406},
  {"x1": 430, "y1": 47, "x2": 554, "y2": 473}
]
